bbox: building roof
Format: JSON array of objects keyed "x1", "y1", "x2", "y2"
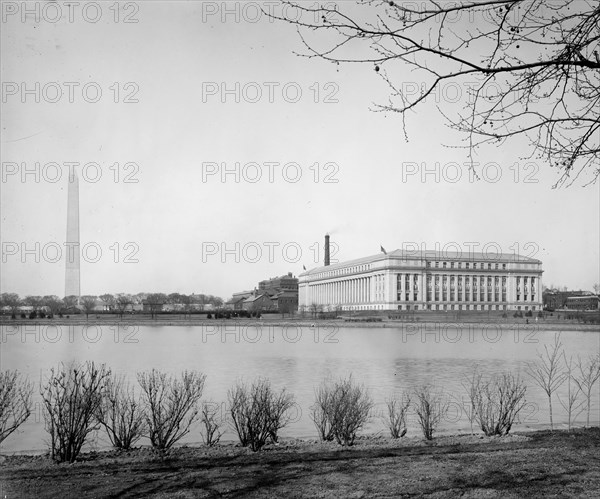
[
  {"x1": 301, "y1": 248, "x2": 541, "y2": 277},
  {"x1": 243, "y1": 294, "x2": 272, "y2": 303}
]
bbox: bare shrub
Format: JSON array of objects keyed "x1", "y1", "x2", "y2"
[
  {"x1": 228, "y1": 378, "x2": 295, "y2": 452},
  {"x1": 385, "y1": 393, "x2": 410, "y2": 438},
  {"x1": 573, "y1": 354, "x2": 600, "y2": 428},
  {"x1": 413, "y1": 384, "x2": 448, "y2": 440},
  {"x1": 96, "y1": 375, "x2": 145, "y2": 450},
  {"x1": 200, "y1": 402, "x2": 224, "y2": 447},
  {"x1": 558, "y1": 355, "x2": 586, "y2": 431},
  {"x1": 526, "y1": 333, "x2": 566, "y2": 430},
  {"x1": 0, "y1": 370, "x2": 33, "y2": 443},
  {"x1": 41, "y1": 362, "x2": 110, "y2": 463},
  {"x1": 310, "y1": 376, "x2": 373, "y2": 446},
  {"x1": 137, "y1": 369, "x2": 206, "y2": 451},
  {"x1": 465, "y1": 370, "x2": 527, "y2": 436},
  {"x1": 311, "y1": 382, "x2": 335, "y2": 442}
]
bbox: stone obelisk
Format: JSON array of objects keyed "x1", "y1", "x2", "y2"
[{"x1": 65, "y1": 168, "x2": 80, "y2": 299}]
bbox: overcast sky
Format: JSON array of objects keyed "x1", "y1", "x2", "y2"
[{"x1": 1, "y1": 1, "x2": 599, "y2": 299}]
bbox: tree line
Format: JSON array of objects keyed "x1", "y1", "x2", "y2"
[{"x1": 0, "y1": 292, "x2": 224, "y2": 319}]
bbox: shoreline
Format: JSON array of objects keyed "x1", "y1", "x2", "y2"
[{"x1": 2, "y1": 317, "x2": 599, "y2": 331}]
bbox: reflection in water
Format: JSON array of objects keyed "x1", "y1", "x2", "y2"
[{"x1": 1, "y1": 324, "x2": 598, "y2": 453}]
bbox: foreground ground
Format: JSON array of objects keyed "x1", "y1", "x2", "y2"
[{"x1": 1, "y1": 429, "x2": 599, "y2": 498}]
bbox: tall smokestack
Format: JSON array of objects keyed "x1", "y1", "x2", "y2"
[
  {"x1": 65, "y1": 169, "x2": 80, "y2": 299},
  {"x1": 324, "y1": 234, "x2": 330, "y2": 266}
]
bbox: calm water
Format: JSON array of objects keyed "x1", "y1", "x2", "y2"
[{"x1": 1, "y1": 323, "x2": 599, "y2": 454}]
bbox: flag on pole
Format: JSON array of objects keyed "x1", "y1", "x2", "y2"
[{"x1": 380, "y1": 245, "x2": 387, "y2": 255}]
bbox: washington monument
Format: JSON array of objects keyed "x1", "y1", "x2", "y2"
[{"x1": 65, "y1": 169, "x2": 80, "y2": 298}]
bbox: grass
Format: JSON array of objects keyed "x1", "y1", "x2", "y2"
[{"x1": 1, "y1": 428, "x2": 599, "y2": 498}]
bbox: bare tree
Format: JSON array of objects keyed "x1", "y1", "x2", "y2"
[
  {"x1": 115, "y1": 294, "x2": 132, "y2": 318},
  {"x1": 557, "y1": 354, "x2": 586, "y2": 430},
  {"x1": 460, "y1": 368, "x2": 482, "y2": 435},
  {"x1": 385, "y1": 392, "x2": 410, "y2": 438},
  {"x1": 63, "y1": 295, "x2": 79, "y2": 309},
  {"x1": 573, "y1": 354, "x2": 600, "y2": 427},
  {"x1": 199, "y1": 402, "x2": 224, "y2": 447},
  {"x1": 413, "y1": 384, "x2": 448, "y2": 440},
  {"x1": 0, "y1": 293, "x2": 21, "y2": 318},
  {"x1": 145, "y1": 293, "x2": 167, "y2": 319},
  {"x1": 273, "y1": 1, "x2": 600, "y2": 186},
  {"x1": 80, "y1": 295, "x2": 98, "y2": 319},
  {"x1": 0, "y1": 370, "x2": 33, "y2": 443},
  {"x1": 309, "y1": 302, "x2": 320, "y2": 319},
  {"x1": 42, "y1": 295, "x2": 63, "y2": 317},
  {"x1": 99, "y1": 293, "x2": 116, "y2": 312},
  {"x1": 41, "y1": 362, "x2": 110, "y2": 463},
  {"x1": 96, "y1": 375, "x2": 145, "y2": 450},
  {"x1": 24, "y1": 295, "x2": 43, "y2": 314},
  {"x1": 526, "y1": 333, "x2": 566, "y2": 430},
  {"x1": 137, "y1": 369, "x2": 206, "y2": 451},
  {"x1": 228, "y1": 378, "x2": 295, "y2": 451}
]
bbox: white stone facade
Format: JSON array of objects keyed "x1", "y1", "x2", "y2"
[{"x1": 298, "y1": 250, "x2": 543, "y2": 312}]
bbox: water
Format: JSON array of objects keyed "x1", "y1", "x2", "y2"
[{"x1": 1, "y1": 323, "x2": 599, "y2": 454}]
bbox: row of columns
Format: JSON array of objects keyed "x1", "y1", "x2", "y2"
[
  {"x1": 304, "y1": 273, "x2": 541, "y2": 307},
  {"x1": 309, "y1": 276, "x2": 372, "y2": 305}
]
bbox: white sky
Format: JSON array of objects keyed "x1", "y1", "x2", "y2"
[{"x1": 1, "y1": 1, "x2": 599, "y2": 299}]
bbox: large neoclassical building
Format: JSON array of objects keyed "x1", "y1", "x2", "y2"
[{"x1": 299, "y1": 245, "x2": 543, "y2": 312}]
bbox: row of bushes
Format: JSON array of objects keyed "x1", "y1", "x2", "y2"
[{"x1": 1, "y1": 343, "x2": 598, "y2": 463}]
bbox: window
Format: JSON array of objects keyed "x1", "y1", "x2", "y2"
[
  {"x1": 488, "y1": 263, "x2": 492, "y2": 270},
  {"x1": 473, "y1": 263, "x2": 477, "y2": 269},
  {"x1": 495, "y1": 263, "x2": 499, "y2": 270},
  {"x1": 466, "y1": 262, "x2": 470, "y2": 269},
  {"x1": 502, "y1": 264, "x2": 506, "y2": 270},
  {"x1": 450, "y1": 262, "x2": 455, "y2": 269},
  {"x1": 443, "y1": 262, "x2": 447, "y2": 268}
]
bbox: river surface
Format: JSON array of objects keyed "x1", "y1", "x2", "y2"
[{"x1": 1, "y1": 323, "x2": 599, "y2": 454}]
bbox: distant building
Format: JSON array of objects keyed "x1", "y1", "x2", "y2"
[
  {"x1": 300, "y1": 248, "x2": 543, "y2": 312},
  {"x1": 225, "y1": 291, "x2": 254, "y2": 310},
  {"x1": 242, "y1": 293, "x2": 274, "y2": 312},
  {"x1": 270, "y1": 290, "x2": 299, "y2": 313},
  {"x1": 259, "y1": 273, "x2": 298, "y2": 294},
  {"x1": 543, "y1": 290, "x2": 594, "y2": 310},
  {"x1": 564, "y1": 295, "x2": 600, "y2": 311},
  {"x1": 227, "y1": 273, "x2": 299, "y2": 313}
]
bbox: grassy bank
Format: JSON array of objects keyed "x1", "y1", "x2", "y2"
[{"x1": 1, "y1": 428, "x2": 598, "y2": 498}]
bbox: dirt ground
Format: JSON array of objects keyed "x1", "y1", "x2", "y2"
[{"x1": 1, "y1": 428, "x2": 599, "y2": 498}]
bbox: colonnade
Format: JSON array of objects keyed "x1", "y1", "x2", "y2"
[{"x1": 308, "y1": 276, "x2": 371, "y2": 305}]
